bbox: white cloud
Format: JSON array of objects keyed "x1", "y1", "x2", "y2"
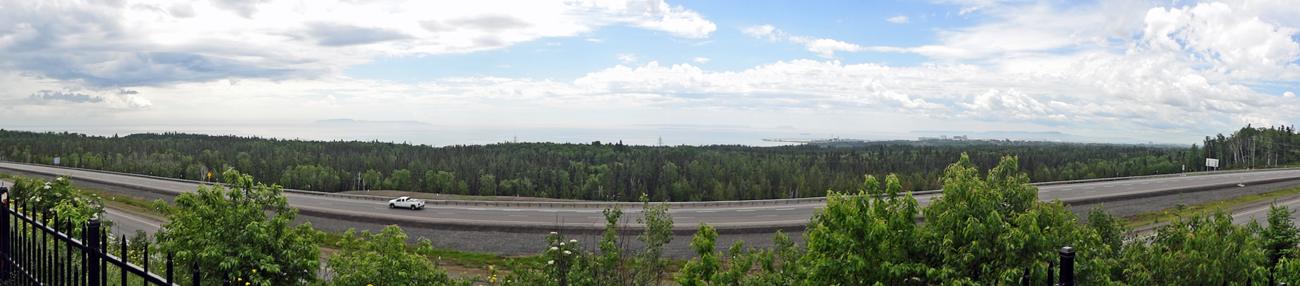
[
  {"x1": 1139, "y1": 2, "x2": 1300, "y2": 80},
  {"x1": 0, "y1": 0, "x2": 717, "y2": 87},
  {"x1": 742, "y1": 25, "x2": 782, "y2": 41},
  {"x1": 618, "y1": 53, "x2": 639, "y2": 63},
  {"x1": 887, "y1": 15, "x2": 910, "y2": 23},
  {"x1": 692, "y1": 57, "x2": 709, "y2": 63}
]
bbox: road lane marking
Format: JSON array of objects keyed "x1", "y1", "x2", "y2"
[
  {"x1": 775, "y1": 208, "x2": 795, "y2": 211},
  {"x1": 737, "y1": 210, "x2": 756, "y2": 212},
  {"x1": 539, "y1": 210, "x2": 558, "y2": 212},
  {"x1": 509, "y1": 215, "x2": 528, "y2": 217},
  {"x1": 438, "y1": 212, "x2": 455, "y2": 215},
  {"x1": 469, "y1": 208, "x2": 486, "y2": 211},
  {"x1": 757, "y1": 215, "x2": 778, "y2": 217},
  {"x1": 504, "y1": 209, "x2": 523, "y2": 211},
  {"x1": 697, "y1": 211, "x2": 716, "y2": 213}
]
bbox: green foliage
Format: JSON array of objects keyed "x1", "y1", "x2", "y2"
[
  {"x1": 1121, "y1": 210, "x2": 1269, "y2": 285},
  {"x1": 8, "y1": 175, "x2": 107, "y2": 235},
  {"x1": 799, "y1": 154, "x2": 1110, "y2": 285},
  {"x1": 801, "y1": 174, "x2": 927, "y2": 285},
  {"x1": 1260, "y1": 204, "x2": 1300, "y2": 268},
  {"x1": 636, "y1": 194, "x2": 674, "y2": 285},
  {"x1": 155, "y1": 169, "x2": 325, "y2": 285},
  {"x1": 326, "y1": 225, "x2": 467, "y2": 286},
  {"x1": 674, "y1": 223, "x2": 722, "y2": 286}
]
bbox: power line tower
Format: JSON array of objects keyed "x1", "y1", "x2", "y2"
[{"x1": 658, "y1": 136, "x2": 663, "y2": 147}]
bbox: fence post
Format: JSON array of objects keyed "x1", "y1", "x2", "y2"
[
  {"x1": 1057, "y1": 246, "x2": 1075, "y2": 286},
  {"x1": 1, "y1": 190, "x2": 8, "y2": 283},
  {"x1": 1020, "y1": 267, "x2": 1029, "y2": 286},
  {"x1": 193, "y1": 262, "x2": 201, "y2": 286},
  {"x1": 88, "y1": 218, "x2": 101, "y2": 286}
]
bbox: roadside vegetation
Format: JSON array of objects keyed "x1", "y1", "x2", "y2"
[
  {"x1": 12, "y1": 153, "x2": 1300, "y2": 285},
  {"x1": 3, "y1": 124, "x2": 1295, "y2": 202}
]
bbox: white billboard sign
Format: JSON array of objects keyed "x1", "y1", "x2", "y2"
[{"x1": 1206, "y1": 158, "x2": 1219, "y2": 168}]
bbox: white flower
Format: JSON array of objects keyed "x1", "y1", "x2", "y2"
[
  {"x1": 56, "y1": 177, "x2": 64, "y2": 181},
  {"x1": 547, "y1": 260, "x2": 554, "y2": 265},
  {"x1": 569, "y1": 239, "x2": 578, "y2": 243},
  {"x1": 564, "y1": 250, "x2": 571, "y2": 255},
  {"x1": 44, "y1": 185, "x2": 51, "y2": 190},
  {"x1": 551, "y1": 247, "x2": 558, "y2": 251},
  {"x1": 550, "y1": 231, "x2": 557, "y2": 235},
  {"x1": 559, "y1": 242, "x2": 565, "y2": 246}
]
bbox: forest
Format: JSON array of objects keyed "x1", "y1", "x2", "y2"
[{"x1": 0, "y1": 124, "x2": 1296, "y2": 202}]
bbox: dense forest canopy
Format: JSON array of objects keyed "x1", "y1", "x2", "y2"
[{"x1": 0, "y1": 125, "x2": 1296, "y2": 202}]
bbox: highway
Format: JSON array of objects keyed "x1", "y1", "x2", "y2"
[{"x1": 5, "y1": 162, "x2": 1300, "y2": 233}]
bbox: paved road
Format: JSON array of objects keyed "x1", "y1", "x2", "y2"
[
  {"x1": 5, "y1": 162, "x2": 1300, "y2": 233},
  {"x1": 103, "y1": 206, "x2": 163, "y2": 237}
]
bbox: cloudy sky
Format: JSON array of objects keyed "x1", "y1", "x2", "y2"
[{"x1": 1, "y1": 0, "x2": 1297, "y2": 146}]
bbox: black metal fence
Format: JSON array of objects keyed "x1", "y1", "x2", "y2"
[{"x1": 0, "y1": 194, "x2": 213, "y2": 286}]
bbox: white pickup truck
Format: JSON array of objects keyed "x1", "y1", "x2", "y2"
[{"x1": 388, "y1": 196, "x2": 425, "y2": 210}]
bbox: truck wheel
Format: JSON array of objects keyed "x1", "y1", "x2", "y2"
[
  {"x1": 389, "y1": 203, "x2": 395, "y2": 208},
  {"x1": 411, "y1": 205, "x2": 418, "y2": 210}
]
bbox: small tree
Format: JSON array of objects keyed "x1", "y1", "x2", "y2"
[
  {"x1": 327, "y1": 225, "x2": 464, "y2": 286},
  {"x1": 156, "y1": 169, "x2": 324, "y2": 285},
  {"x1": 1260, "y1": 204, "x2": 1300, "y2": 268},
  {"x1": 1121, "y1": 210, "x2": 1269, "y2": 285},
  {"x1": 636, "y1": 194, "x2": 674, "y2": 286}
]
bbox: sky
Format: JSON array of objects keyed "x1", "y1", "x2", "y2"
[{"x1": 1, "y1": 0, "x2": 1298, "y2": 146}]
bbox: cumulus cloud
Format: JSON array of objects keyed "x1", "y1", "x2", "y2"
[
  {"x1": 1139, "y1": 2, "x2": 1300, "y2": 80},
  {"x1": 886, "y1": 16, "x2": 910, "y2": 23}
]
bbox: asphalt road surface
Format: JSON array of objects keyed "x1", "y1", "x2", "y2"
[{"x1": 5, "y1": 162, "x2": 1300, "y2": 234}]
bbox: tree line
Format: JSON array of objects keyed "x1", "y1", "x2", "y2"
[{"x1": 1, "y1": 125, "x2": 1297, "y2": 202}]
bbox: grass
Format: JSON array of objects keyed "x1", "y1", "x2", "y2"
[{"x1": 1122, "y1": 186, "x2": 1300, "y2": 228}]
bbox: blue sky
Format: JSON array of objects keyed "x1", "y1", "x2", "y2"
[{"x1": 1, "y1": 0, "x2": 1298, "y2": 146}]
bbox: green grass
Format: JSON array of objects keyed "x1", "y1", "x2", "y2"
[{"x1": 1123, "y1": 186, "x2": 1300, "y2": 228}]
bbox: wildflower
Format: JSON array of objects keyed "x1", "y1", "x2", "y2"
[
  {"x1": 550, "y1": 231, "x2": 557, "y2": 235},
  {"x1": 489, "y1": 265, "x2": 494, "y2": 271},
  {"x1": 252, "y1": 269, "x2": 256, "y2": 273},
  {"x1": 245, "y1": 283, "x2": 250, "y2": 286},
  {"x1": 44, "y1": 185, "x2": 50, "y2": 190},
  {"x1": 564, "y1": 250, "x2": 571, "y2": 255},
  {"x1": 559, "y1": 242, "x2": 565, "y2": 246},
  {"x1": 551, "y1": 247, "x2": 558, "y2": 251},
  {"x1": 569, "y1": 239, "x2": 577, "y2": 243},
  {"x1": 548, "y1": 260, "x2": 554, "y2": 265}
]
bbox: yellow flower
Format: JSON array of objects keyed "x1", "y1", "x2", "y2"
[
  {"x1": 489, "y1": 265, "x2": 494, "y2": 270},
  {"x1": 252, "y1": 269, "x2": 256, "y2": 273},
  {"x1": 245, "y1": 283, "x2": 250, "y2": 286}
]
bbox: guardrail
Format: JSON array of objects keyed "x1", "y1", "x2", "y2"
[{"x1": 3, "y1": 160, "x2": 1298, "y2": 209}]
